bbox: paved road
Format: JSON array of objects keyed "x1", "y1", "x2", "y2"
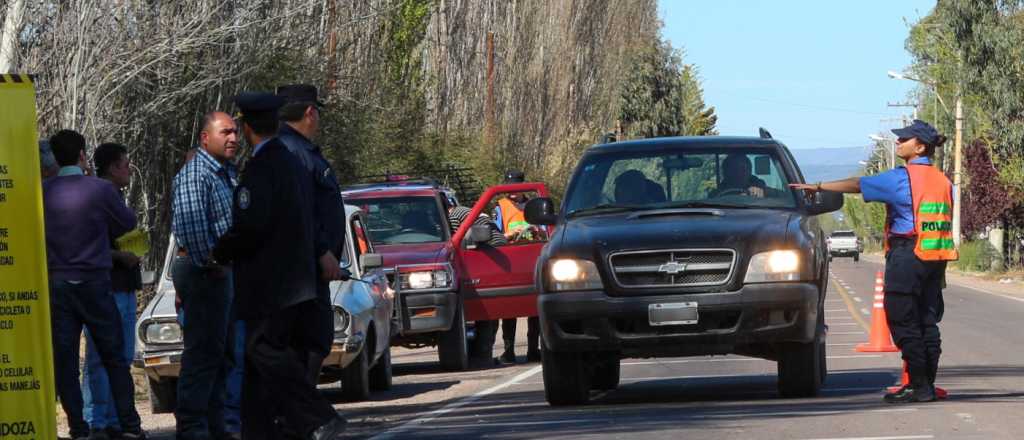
[{"x1": 137, "y1": 258, "x2": 1024, "y2": 439}]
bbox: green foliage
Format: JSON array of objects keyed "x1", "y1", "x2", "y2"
[
  {"x1": 955, "y1": 239, "x2": 998, "y2": 272},
  {"x1": 619, "y1": 40, "x2": 717, "y2": 138},
  {"x1": 841, "y1": 194, "x2": 886, "y2": 249}
]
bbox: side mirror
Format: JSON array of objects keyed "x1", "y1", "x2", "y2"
[
  {"x1": 359, "y1": 253, "x2": 383, "y2": 270},
  {"x1": 469, "y1": 224, "x2": 492, "y2": 245},
  {"x1": 141, "y1": 271, "x2": 156, "y2": 285},
  {"x1": 806, "y1": 191, "x2": 844, "y2": 215},
  {"x1": 524, "y1": 197, "x2": 557, "y2": 225},
  {"x1": 754, "y1": 156, "x2": 771, "y2": 175}
]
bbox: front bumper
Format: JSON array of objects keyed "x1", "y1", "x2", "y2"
[
  {"x1": 322, "y1": 334, "x2": 365, "y2": 369},
  {"x1": 395, "y1": 290, "x2": 457, "y2": 335},
  {"x1": 136, "y1": 349, "x2": 182, "y2": 380},
  {"x1": 539, "y1": 282, "x2": 820, "y2": 357}
]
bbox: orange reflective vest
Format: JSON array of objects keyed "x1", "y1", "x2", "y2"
[
  {"x1": 498, "y1": 197, "x2": 527, "y2": 232},
  {"x1": 884, "y1": 164, "x2": 958, "y2": 261}
]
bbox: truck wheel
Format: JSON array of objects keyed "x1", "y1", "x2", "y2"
[
  {"x1": 369, "y1": 346, "x2": 392, "y2": 391},
  {"x1": 341, "y1": 346, "x2": 371, "y2": 400},
  {"x1": 147, "y1": 377, "x2": 177, "y2": 414},
  {"x1": 542, "y1": 346, "x2": 590, "y2": 406},
  {"x1": 777, "y1": 338, "x2": 823, "y2": 398},
  {"x1": 853, "y1": 253, "x2": 859, "y2": 262},
  {"x1": 438, "y1": 300, "x2": 469, "y2": 371},
  {"x1": 591, "y1": 352, "x2": 620, "y2": 391}
]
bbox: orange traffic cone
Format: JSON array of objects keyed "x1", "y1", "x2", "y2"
[
  {"x1": 887, "y1": 361, "x2": 948, "y2": 399},
  {"x1": 856, "y1": 271, "x2": 899, "y2": 352}
]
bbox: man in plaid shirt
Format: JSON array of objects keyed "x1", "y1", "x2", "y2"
[{"x1": 170, "y1": 111, "x2": 240, "y2": 440}]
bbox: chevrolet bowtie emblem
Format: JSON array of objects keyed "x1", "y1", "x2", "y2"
[{"x1": 658, "y1": 261, "x2": 688, "y2": 275}]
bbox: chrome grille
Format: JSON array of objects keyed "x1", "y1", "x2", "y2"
[{"x1": 609, "y1": 249, "x2": 735, "y2": 288}]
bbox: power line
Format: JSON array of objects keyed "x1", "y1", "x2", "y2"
[{"x1": 712, "y1": 90, "x2": 894, "y2": 116}]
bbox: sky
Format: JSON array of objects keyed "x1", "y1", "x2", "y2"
[{"x1": 659, "y1": 0, "x2": 938, "y2": 152}]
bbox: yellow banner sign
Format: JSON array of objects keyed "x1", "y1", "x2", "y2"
[{"x1": 0, "y1": 74, "x2": 56, "y2": 440}]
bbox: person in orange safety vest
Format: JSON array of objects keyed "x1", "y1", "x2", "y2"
[{"x1": 790, "y1": 119, "x2": 956, "y2": 404}]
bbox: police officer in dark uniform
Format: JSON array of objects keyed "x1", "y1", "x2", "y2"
[
  {"x1": 791, "y1": 120, "x2": 956, "y2": 404},
  {"x1": 275, "y1": 84, "x2": 346, "y2": 383},
  {"x1": 212, "y1": 92, "x2": 346, "y2": 439}
]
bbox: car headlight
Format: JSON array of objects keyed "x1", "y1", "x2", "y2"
[
  {"x1": 333, "y1": 308, "x2": 350, "y2": 337},
  {"x1": 143, "y1": 321, "x2": 182, "y2": 344},
  {"x1": 400, "y1": 267, "x2": 452, "y2": 290},
  {"x1": 744, "y1": 250, "x2": 804, "y2": 283},
  {"x1": 548, "y1": 259, "x2": 604, "y2": 291}
]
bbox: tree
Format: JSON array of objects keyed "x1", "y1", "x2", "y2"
[{"x1": 619, "y1": 40, "x2": 717, "y2": 139}]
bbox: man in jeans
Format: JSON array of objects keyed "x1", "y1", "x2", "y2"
[
  {"x1": 81, "y1": 143, "x2": 144, "y2": 439},
  {"x1": 171, "y1": 112, "x2": 240, "y2": 440},
  {"x1": 43, "y1": 130, "x2": 146, "y2": 440}
]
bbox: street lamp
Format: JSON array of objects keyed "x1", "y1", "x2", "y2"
[
  {"x1": 888, "y1": 69, "x2": 963, "y2": 247},
  {"x1": 868, "y1": 134, "x2": 895, "y2": 169}
]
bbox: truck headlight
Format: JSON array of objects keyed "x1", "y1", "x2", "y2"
[
  {"x1": 400, "y1": 267, "x2": 452, "y2": 290},
  {"x1": 143, "y1": 321, "x2": 182, "y2": 345},
  {"x1": 744, "y1": 250, "x2": 804, "y2": 283},
  {"x1": 549, "y1": 259, "x2": 603, "y2": 291}
]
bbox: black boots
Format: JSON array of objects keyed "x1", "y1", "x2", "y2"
[{"x1": 884, "y1": 377, "x2": 936, "y2": 404}]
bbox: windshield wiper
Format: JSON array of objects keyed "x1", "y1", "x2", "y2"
[{"x1": 567, "y1": 203, "x2": 644, "y2": 218}]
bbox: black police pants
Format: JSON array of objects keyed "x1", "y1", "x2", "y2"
[
  {"x1": 242, "y1": 299, "x2": 337, "y2": 440},
  {"x1": 883, "y1": 240, "x2": 946, "y2": 383},
  {"x1": 501, "y1": 317, "x2": 540, "y2": 352},
  {"x1": 300, "y1": 284, "x2": 335, "y2": 383},
  {"x1": 50, "y1": 279, "x2": 143, "y2": 438}
]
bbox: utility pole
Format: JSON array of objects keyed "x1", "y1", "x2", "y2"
[
  {"x1": 485, "y1": 31, "x2": 495, "y2": 147},
  {"x1": 953, "y1": 96, "x2": 963, "y2": 247}
]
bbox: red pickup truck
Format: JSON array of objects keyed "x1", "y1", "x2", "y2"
[{"x1": 342, "y1": 179, "x2": 550, "y2": 370}]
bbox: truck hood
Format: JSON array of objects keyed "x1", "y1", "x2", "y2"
[
  {"x1": 374, "y1": 242, "x2": 452, "y2": 268},
  {"x1": 557, "y1": 208, "x2": 794, "y2": 263}
]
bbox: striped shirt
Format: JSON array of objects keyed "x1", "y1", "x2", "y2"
[
  {"x1": 171, "y1": 148, "x2": 238, "y2": 266},
  {"x1": 448, "y1": 206, "x2": 507, "y2": 246}
]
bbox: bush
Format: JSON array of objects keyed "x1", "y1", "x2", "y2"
[{"x1": 955, "y1": 240, "x2": 996, "y2": 272}]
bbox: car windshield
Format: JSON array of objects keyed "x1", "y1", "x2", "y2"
[
  {"x1": 352, "y1": 196, "x2": 448, "y2": 245},
  {"x1": 564, "y1": 148, "x2": 797, "y2": 215},
  {"x1": 831, "y1": 231, "x2": 856, "y2": 237}
]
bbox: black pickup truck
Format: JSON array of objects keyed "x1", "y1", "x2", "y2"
[{"x1": 525, "y1": 135, "x2": 844, "y2": 405}]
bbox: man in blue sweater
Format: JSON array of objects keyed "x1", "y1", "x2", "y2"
[{"x1": 43, "y1": 129, "x2": 146, "y2": 440}]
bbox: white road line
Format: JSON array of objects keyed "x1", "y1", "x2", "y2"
[
  {"x1": 860, "y1": 308, "x2": 871, "y2": 315},
  {"x1": 957, "y1": 284, "x2": 1024, "y2": 304},
  {"x1": 800, "y1": 436, "x2": 932, "y2": 440},
  {"x1": 368, "y1": 365, "x2": 542, "y2": 440},
  {"x1": 696, "y1": 408, "x2": 917, "y2": 419},
  {"x1": 853, "y1": 297, "x2": 863, "y2": 302}
]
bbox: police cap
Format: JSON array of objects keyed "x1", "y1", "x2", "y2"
[
  {"x1": 276, "y1": 84, "x2": 325, "y2": 107},
  {"x1": 233, "y1": 92, "x2": 284, "y2": 123},
  {"x1": 891, "y1": 119, "x2": 939, "y2": 146}
]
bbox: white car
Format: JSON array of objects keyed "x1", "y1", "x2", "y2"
[{"x1": 135, "y1": 205, "x2": 395, "y2": 412}]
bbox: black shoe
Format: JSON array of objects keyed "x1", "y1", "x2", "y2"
[
  {"x1": 311, "y1": 416, "x2": 347, "y2": 440},
  {"x1": 89, "y1": 428, "x2": 111, "y2": 440},
  {"x1": 883, "y1": 385, "x2": 936, "y2": 403},
  {"x1": 499, "y1": 350, "x2": 517, "y2": 364},
  {"x1": 526, "y1": 350, "x2": 542, "y2": 362}
]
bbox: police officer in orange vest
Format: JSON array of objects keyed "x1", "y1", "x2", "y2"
[
  {"x1": 791, "y1": 120, "x2": 957, "y2": 404},
  {"x1": 493, "y1": 170, "x2": 542, "y2": 363}
]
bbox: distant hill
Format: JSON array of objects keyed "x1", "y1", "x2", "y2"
[{"x1": 789, "y1": 147, "x2": 868, "y2": 183}]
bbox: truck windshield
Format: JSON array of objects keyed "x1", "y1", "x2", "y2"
[
  {"x1": 564, "y1": 149, "x2": 797, "y2": 215},
  {"x1": 352, "y1": 196, "x2": 448, "y2": 245}
]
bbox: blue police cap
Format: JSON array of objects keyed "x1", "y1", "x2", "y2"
[
  {"x1": 233, "y1": 92, "x2": 284, "y2": 121},
  {"x1": 891, "y1": 119, "x2": 939, "y2": 146}
]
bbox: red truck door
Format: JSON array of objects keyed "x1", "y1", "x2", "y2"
[{"x1": 451, "y1": 183, "x2": 551, "y2": 321}]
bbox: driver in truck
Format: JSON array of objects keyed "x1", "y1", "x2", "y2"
[{"x1": 713, "y1": 153, "x2": 767, "y2": 198}]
